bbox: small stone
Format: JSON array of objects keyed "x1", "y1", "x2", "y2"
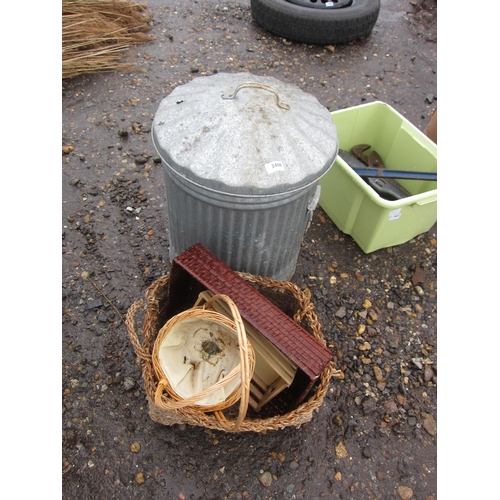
[
  {"x1": 357, "y1": 324, "x2": 366, "y2": 336},
  {"x1": 373, "y1": 366, "x2": 384, "y2": 382},
  {"x1": 289, "y1": 461, "x2": 299, "y2": 470},
  {"x1": 363, "y1": 299, "x2": 372, "y2": 309},
  {"x1": 424, "y1": 364, "x2": 434, "y2": 382},
  {"x1": 385, "y1": 400, "x2": 398, "y2": 414},
  {"x1": 362, "y1": 397, "x2": 377, "y2": 415},
  {"x1": 335, "y1": 307, "x2": 347, "y2": 318},
  {"x1": 412, "y1": 265, "x2": 426, "y2": 285},
  {"x1": 362, "y1": 447, "x2": 372, "y2": 459},
  {"x1": 335, "y1": 441, "x2": 348, "y2": 459},
  {"x1": 368, "y1": 310, "x2": 378, "y2": 322},
  {"x1": 334, "y1": 471, "x2": 342, "y2": 480},
  {"x1": 258, "y1": 471, "x2": 273, "y2": 487},
  {"x1": 333, "y1": 415, "x2": 343, "y2": 427},
  {"x1": 118, "y1": 128, "x2": 128, "y2": 138},
  {"x1": 358, "y1": 341, "x2": 371, "y2": 351},
  {"x1": 412, "y1": 358, "x2": 423, "y2": 370},
  {"x1": 354, "y1": 270, "x2": 364, "y2": 281},
  {"x1": 414, "y1": 303, "x2": 424, "y2": 314},
  {"x1": 86, "y1": 299, "x2": 102, "y2": 310},
  {"x1": 130, "y1": 442, "x2": 141, "y2": 453},
  {"x1": 123, "y1": 377, "x2": 136, "y2": 391},
  {"x1": 421, "y1": 413, "x2": 437, "y2": 436},
  {"x1": 397, "y1": 485, "x2": 413, "y2": 499},
  {"x1": 134, "y1": 472, "x2": 145, "y2": 484}
]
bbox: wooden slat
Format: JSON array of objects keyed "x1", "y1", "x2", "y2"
[{"x1": 194, "y1": 291, "x2": 298, "y2": 411}]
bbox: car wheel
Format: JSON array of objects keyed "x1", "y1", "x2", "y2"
[{"x1": 250, "y1": 0, "x2": 381, "y2": 45}]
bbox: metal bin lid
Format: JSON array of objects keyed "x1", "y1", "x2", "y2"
[{"x1": 152, "y1": 73, "x2": 338, "y2": 196}]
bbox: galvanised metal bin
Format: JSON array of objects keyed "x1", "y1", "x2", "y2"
[{"x1": 152, "y1": 73, "x2": 338, "y2": 280}]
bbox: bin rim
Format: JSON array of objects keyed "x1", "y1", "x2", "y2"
[{"x1": 154, "y1": 133, "x2": 337, "y2": 199}]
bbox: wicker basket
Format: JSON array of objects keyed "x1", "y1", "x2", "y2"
[
  {"x1": 152, "y1": 294, "x2": 256, "y2": 428},
  {"x1": 126, "y1": 272, "x2": 342, "y2": 432}
]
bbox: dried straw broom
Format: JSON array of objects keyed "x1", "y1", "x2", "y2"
[{"x1": 62, "y1": 0, "x2": 152, "y2": 79}]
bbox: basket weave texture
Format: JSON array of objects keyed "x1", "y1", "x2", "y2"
[{"x1": 126, "y1": 272, "x2": 340, "y2": 432}]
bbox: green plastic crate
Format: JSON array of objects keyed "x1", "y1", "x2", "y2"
[{"x1": 319, "y1": 102, "x2": 437, "y2": 253}]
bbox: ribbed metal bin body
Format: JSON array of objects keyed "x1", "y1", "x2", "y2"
[
  {"x1": 163, "y1": 163, "x2": 319, "y2": 280},
  {"x1": 153, "y1": 73, "x2": 338, "y2": 280}
]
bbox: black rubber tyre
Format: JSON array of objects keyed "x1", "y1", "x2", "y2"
[{"x1": 250, "y1": 0, "x2": 381, "y2": 45}]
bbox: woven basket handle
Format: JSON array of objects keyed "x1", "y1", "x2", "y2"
[
  {"x1": 125, "y1": 299, "x2": 151, "y2": 361},
  {"x1": 206, "y1": 294, "x2": 254, "y2": 431},
  {"x1": 154, "y1": 294, "x2": 254, "y2": 431}
]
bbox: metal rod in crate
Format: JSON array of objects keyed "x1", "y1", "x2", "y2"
[{"x1": 351, "y1": 167, "x2": 437, "y2": 182}]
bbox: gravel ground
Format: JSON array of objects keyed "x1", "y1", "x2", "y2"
[{"x1": 60, "y1": 1, "x2": 439, "y2": 498}]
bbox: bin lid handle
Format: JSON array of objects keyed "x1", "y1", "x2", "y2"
[{"x1": 222, "y1": 82, "x2": 290, "y2": 110}]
